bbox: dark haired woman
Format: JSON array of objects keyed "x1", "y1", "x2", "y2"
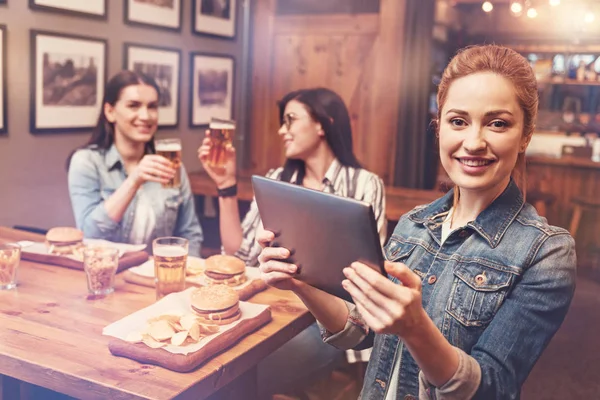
[
  {"x1": 198, "y1": 87, "x2": 386, "y2": 397},
  {"x1": 198, "y1": 87, "x2": 386, "y2": 266},
  {"x1": 68, "y1": 70, "x2": 203, "y2": 256}
]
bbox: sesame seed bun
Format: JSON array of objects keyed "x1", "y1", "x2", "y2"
[
  {"x1": 205, "y1": 255, "x2": 245, "y2": 275},
  {"x1": 46, "y1": 227, "x2": 84, "y2": 244},
  {"x1": 190, "y1": 285, "x2": 239, "y2": 313}
]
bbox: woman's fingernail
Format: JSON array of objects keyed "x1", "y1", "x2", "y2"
[
  {"x1": 343, "y1": 267, "x2": 351, "y2": 276},
  {"x1": 281, "y1": 249, "x2": 288, "y2": 257},
  {"x1": 289, "y1": 265, "x2": 297, "y2": 273}
]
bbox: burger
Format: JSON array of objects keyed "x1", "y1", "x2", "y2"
[
  {"x1": 45, "y1": 227, "x2": 85, "y2": 259},
  {"x1": 191, "y1": 285, "x2": 241, "y2": 325},
  {"x1": 204, "y1": 255, "x2": 247, "y2": 287}
]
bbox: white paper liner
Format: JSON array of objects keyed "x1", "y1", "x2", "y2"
[
  {"x1": 18, "y1": 239, "x2": 146, "y2": 260},
  {"x1": 128, "y1": 258, "x2": 261, "y2": 291},
  {"x1": 128, "y1": 256, "x2": 206, "y2": 278},
  {"x1": 102, "y1": 287, "x2": 269, "y2": 355}
]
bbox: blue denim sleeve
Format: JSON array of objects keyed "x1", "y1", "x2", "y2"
[
  {"x1": 173, "y1": 164, "x2": 203, "y2": 257},
  {"x1": 470, "y1": 233, "x2": 576, "y2": 400},
  {"x1": 67, "y1": 150, "x2": 120, "y2": 239}
]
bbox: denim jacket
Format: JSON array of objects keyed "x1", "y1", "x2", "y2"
[
  {"x1": 68, "y1": 145, "x2": 203, "y2": 256},
  {"x1": 323, "y1": 180, "x2": 576, "y2": 399}
]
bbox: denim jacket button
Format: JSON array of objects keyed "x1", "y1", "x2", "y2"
[
  {"x1": 427, "y1": 275, "x2": 437, "y2": 285},
  {"x1": 475, "y1": 273, "x2": 487, "y2": 285}
]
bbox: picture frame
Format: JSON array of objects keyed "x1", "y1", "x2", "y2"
[
  {"x1": 30, "y1": 30, "x2": 107, "y2": 134},
  {"x1": 29, "y1": 0, "x2": 107, "y2": 20},
  {"x1": 192, "y1": 0, "x2": 237, "y2": 39},
  {"x1": 124, "y1": 0, "x2": 182, "y2": 32},
  {"x1": 189, "y1": 52, "x2": 235, "y2": 127},
  {"x1": 0, "y1": 25, "x2": 6, "y2": 134},
  {"x1": 124, "y1": 43, "x2": 181, "y2": 128}
]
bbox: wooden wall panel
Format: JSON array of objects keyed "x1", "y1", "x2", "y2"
[{"x1": 248, "y1": 0, "x2": 407, "y2": 183}]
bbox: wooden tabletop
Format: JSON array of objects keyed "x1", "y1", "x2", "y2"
[
  {"x1": 0, "y1": 227, "x2": 314, "y2": 400},
  {"x1": 188, "y1": 171, "x2": 442, "y2": 221}
]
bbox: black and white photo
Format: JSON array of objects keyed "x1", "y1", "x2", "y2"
[
  {"x1": 124, "y1": 43, "x2": 181, "y2": 128},
  {"x1": 29, "y1": 0, "x2": 107, "y2": 19},
  {"x1": 125, "y1": 0, "x2": 182, "y2": 31},
  {"x1": 190, "y1": 53, "x2": 234, "y2": 127},
  {"x1": 30, "y1": 30, "x2": 106, "y2": 133},
  {"x1": 193, "y1": 0, "x2": 236, "y2": 38}
]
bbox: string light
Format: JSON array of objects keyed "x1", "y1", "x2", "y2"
[
  {"x1": 510, "y1": 1, "x2": 523, "y2": 15},
  {"x1": 549, "y1": 0, "x2": 560, "y2": 6},
  {"x1": 527, "y1": 7, "x2": 538, "y2": 18},
  {"x1": 585, "y1": 11, "x2": 595, "y2": 23},
  {"x1": 482, "y1": 1, "x2": 493, "y2": 12}
]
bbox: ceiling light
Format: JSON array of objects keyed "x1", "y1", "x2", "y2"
[
  {"x1": 510, "y1": 2, "x2": 523, "y2": 15},
  {"x1": 482, "y1": 1, "x2": 493, "y2": 12},
  {"x1": 549, "y1": 0, "x2": 560, "y2": 6},
  {"x1": 527, "y1": 7, "x2": 538, "y2": 18},
  {"x1": 585, "y1": 12, "x2": 595, "y2": 23}
]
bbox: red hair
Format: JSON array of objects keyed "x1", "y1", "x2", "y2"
[{"x1": 436, "y1": 45, "x2": 539, "y2": 203}]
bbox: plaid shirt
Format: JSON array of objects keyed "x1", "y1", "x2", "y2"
[{"x1": 235, "y1": 158, "x2": 386, "y2": 266}]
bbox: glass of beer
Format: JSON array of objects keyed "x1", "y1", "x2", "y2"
[
  {"x1": 155, "y1": 138, "x2": 182, "y2": 189},
  {"x1": 0, "y1": 243, "x2": 21, "y2": 290},
  {"x1": 208, "y1": 117, "x2": 235, "y2": 168},
  {"x1": 153, "y1": 237, "x2": 188, "y2": 299}
]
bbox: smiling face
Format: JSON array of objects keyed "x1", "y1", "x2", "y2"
[
  {"x1": 439, "y1": 72, "x2": 530, "y2": 197},
  {"x1": 277, "y1": 99, "x2": 324, "y2": 160},
  {"x1": 104, "y1": 83, "x2": 159, "y2": 145}
]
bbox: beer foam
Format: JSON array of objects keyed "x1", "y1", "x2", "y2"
[
  {"x1": 154, "y1": 246, "x2": 187, "y2": 258},
  {"x1": 155, "y1": 142, "x2": 182, "y2": 152},
  {"x1": 209, "y1": 121, "x2": 235, "y2": 130}
]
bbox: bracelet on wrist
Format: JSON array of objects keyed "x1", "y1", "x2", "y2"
[{"x1": 217, "y1": 183, "x2": 238, "y2": 198}]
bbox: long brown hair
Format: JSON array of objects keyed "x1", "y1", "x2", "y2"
[{"x1": 436, "y1": 45, "x2": 538, "y2": 204}]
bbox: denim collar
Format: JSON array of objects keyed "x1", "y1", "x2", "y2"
[
  {"x1": 103, "y1": 144, "x2": 124, "y2": 171},
  {"x1": 408, "y1": 179, "x2": 524, "y2": 248}
]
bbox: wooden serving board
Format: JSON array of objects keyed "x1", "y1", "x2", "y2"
[
  {"x1": 121, "y1": 270, "x2": 268, "y2": 301},
  {"x1": 108, "y1": 307, "x2": 272, "y2": 372},
  {"x1": 21, "y1": 250, "x2": 149, "y2": 273}
]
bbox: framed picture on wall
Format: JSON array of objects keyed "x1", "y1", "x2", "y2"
[
  {"x1": 124, "y1": 43, "x2": 181, "y2": 128},
  {"x1": 29, "y1": 0, "x2": 107, "y2": 19},
  {"x1": 30, "y1": 30, "x2": 107, "y2": 134},
  {"x1": 125, "y1": 0, "x2": 182, "y2": 31},
  {"x1": 192, "y1": 0, "x2": 237, "y2": 38},
  {"x1": 0, "y1": 25, "x2": 6, "y2": 134},
  {"x1": 189, "y1": 53, "x2": 234, "y2": 127}
]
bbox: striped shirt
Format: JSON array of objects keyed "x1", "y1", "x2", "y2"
[{"x1": 235, "y1": 158, "x2": 387, "y2": 267}]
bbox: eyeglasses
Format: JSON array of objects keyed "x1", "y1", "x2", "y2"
[{"x1": 281, "y1": 113, "x2": 310, "y2": 131}]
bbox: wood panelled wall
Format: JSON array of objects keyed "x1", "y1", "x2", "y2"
[{"x1": 247, "y1": 0, "x2": 407, "y2": 184}]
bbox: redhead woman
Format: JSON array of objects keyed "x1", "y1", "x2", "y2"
[{"x1": 257, "y1": 45, "x2": 576, "y2": 399}]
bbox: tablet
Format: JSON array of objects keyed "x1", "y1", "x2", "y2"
[{"x1": 251, "y1": 175, "x2": 385, "y2": 302}]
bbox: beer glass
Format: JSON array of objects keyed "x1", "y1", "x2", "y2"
[
  {"x1": 207, "y1": 117, "x2": 235, "y2": 168},
  {"x1": 0, "y1": 243, "x2": 21, "y2": 290},
  {"x1": 155, "y1": 138, "x2": 182, "y2": 188},
  {"x1": 153, "y1": 237, "x2": 188, "y2": 299}
]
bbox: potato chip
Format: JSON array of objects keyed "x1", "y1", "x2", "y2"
[
  {"x1": 188, "y1": 323, "x2": 201, "y2": 341},
  {"x1": 142, "y1": 335, "x2": 167, "y2": 349},
  {"x1": 180, "y1": 314, "x2": 199, "y2": 331},
  {"x1": 171, "y1": 330, "x2": 189, "y2": 346},
  {"x1": 148, "y1": 314, "x2": 181, "y2": 324},
  {"x1": 198, "y1": 324, "x2": 220, "y2": 335},
  {"x1": 125, "y1": 332, "x2": 144, "y2": 343},
  {"x1": 148, "y1": 320, "x2": 176, "y2": 341}
]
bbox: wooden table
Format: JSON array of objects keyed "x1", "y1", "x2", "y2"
[
  {"x1": 188, "y1": 171, "x2": 442, "y2": 222},
  {"x1": 0, "y1": 227, "x2": 314, "y2": 400}
]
